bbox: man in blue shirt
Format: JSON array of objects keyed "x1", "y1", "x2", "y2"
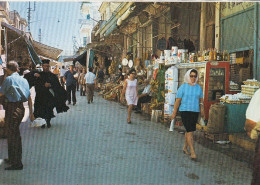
[
  {"x1": 0, "y1": 61, "x2": 30, "y2": 170},
  {"x1": 63, "y1": 65, "x2": 77, "y2": 105}
]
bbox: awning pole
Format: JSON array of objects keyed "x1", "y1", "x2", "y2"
[{"x1": 4, "y1": 27, "x2": 7, "y2": 61}]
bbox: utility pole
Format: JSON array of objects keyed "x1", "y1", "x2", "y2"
[
  {"x1": 27, "y1": 2, "x2": 36, "y2": 32},
  {"x1": 38, "y1": 28, "x2": 41, "y2": 42}
]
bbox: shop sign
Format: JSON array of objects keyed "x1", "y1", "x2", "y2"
[
  {"x1": 210, "y1": 62, "x2": 219, "y2": 66},
  {"x1": 221, "y1": 2, "x2": 254, "y2": 17}
]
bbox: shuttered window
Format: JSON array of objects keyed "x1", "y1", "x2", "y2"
[{"x1": 222, "y1": 9, "x2": 254, "y2": 52}]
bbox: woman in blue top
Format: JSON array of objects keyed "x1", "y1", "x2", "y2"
[{"x1": 171, "y1": 69, "x2": 204, "y2": 161}]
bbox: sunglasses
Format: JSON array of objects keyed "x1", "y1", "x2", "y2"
[
  {"x1": 131, "y1": 73, "x2": 136, "y2": 75},
  {"x1": 190, "y1": 75, "x2": 197, "y2": 78}
]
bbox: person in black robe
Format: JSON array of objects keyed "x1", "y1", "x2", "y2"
[{"x1": 24, "y1": 59, "x2": 69, "y2": 128}]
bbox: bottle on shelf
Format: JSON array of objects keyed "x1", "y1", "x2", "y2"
[
  {"x1": 213, "y1": 48, "x2": 217, "y2": 61},
  {"x1": 194, "y1": 52, "x2": 198, "y2": 62},
  {"x1": 216, "y1": 49, "x2": 221, "y2": 61}
]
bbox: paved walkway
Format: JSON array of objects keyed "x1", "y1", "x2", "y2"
[{"x1": 0, "y1": 92, "x2": 252, "y2": 185}]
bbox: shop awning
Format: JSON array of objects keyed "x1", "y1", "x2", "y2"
[
  {"x1": 73, "y1": 51, "x2": 87, "y2": 66},
  {"x1": 63, "y1": 54, "x2": 79, "y2": 62},
  {"x1": 32, "y1": 41, "x2": 63, "y2": 61},
  {"x1": 1, "y1": 22, "x2": 42, "y2": 65}
]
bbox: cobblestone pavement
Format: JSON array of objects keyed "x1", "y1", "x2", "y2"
[{"x1": 0, "y1": 92, "x2": 252, "y2": 185}]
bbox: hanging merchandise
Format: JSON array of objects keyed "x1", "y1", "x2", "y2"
[
  {"x1": 157, "y1": 37, "x2": 167, "y2": 51},
  {"x1": 167, "y1": 37, "x2": 177, "y2": 50},
  {"x1": 128, "y1": 60, "x2": 133, "y2": 68},
  {"x1": 122, "y1": 58, "x2": 128, "y2": 66}
]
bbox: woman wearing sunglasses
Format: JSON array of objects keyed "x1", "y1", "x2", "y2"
[
  {"x1": 170, "y1": 69, "x2": 204, "y2": 161},
  {"x1": 121, "y1": 69, "x2": 138, "y2": 124}
]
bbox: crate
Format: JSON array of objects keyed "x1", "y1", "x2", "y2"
[
  {"x1": 204, "y1": 132, "x2": 229, "y2": 143},
  {"x1": 141, "y1": 103, "x2": 152, "y2": 115}
]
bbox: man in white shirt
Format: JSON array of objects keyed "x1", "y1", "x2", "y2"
[
  {"x1": 135, "y1": 79, "x2": 151, "y2": 113},
  {"x1": 84, "y1": 68, "x2": 96, "y2": 104},
  {"x1": 59, "y1": 66, "x2": 67, "y2": 88},
  {"x1": 244, "y1": 88, "x2": 260, "y2": 185}
]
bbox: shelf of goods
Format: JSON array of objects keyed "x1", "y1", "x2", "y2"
[{"x1": 164, "y1": 66, "x2": 178, "y2": 120}]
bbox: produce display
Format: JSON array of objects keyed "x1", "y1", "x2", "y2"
[{"x1": 108, "y1": 60, "x2": 116, "y2": 74}]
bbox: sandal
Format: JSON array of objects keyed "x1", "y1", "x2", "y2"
[
  {"x1": 183, "y1": 149, "x2": 190, "y2": 155},
  {"x1": 190, "y1": 154, "x2": 198, "y2": 161}
]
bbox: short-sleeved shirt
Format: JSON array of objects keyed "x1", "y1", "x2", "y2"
[
  {"x1": 142, "y1": 84, "x2": 151, "y2": 96},
  {"x1": 246, "y1": 89, "x2": 260, "y2": 123},
  {"x1": 0, "y1": 72, "x2": 30, "y2": 102},
  {"x1": 64, "y1": 70, "x2": 77, "y2": 86},
  {"x1": 176, "y1": 83, "x2": 203, "y2": 112},
  {"x1": 60, "y1": 69, "x2": 67, "y2": 77},
  {"x1": 85, "y1": 72, "x2": 96, "y2": 84}
]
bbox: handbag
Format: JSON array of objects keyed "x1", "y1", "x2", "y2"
[{"x1": 169, "y1": 119, "x2": 175, "y2": 131}]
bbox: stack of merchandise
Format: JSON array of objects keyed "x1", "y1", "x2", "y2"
[
  {"x1": 229, "y1": 81, "x2": 239, "y2": 90},
  {"x1": 241, "y1": 79, "x2": 260, "y2": 97},
  {"x1": 220, "y1": 79, "x2": 259, "y2": 104},
  {"x1": 220, "y1": 93, "x2": 251, "y2": 104},
  {"x1": 230, "y1": 64, "x2": 240, "y2": 83},
  {"x1": 164, "y1": 46, "x2": 179, "y2": 65},
  {"x1": 164, "y1": 66, "x2": 178, "y2": 119}
]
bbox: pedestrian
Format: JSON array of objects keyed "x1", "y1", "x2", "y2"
[
  {"x1": 63, "y1": 65, "x2": 77, "y2": 105},
  {"x1": 0, "y1": 61, "x2": 30, "y2": 170},
  {"x1": 121, "y1": 69, "x2": 138, "y2": 124},
  {"x1": 135, "y1": 79, "x2": 152, "y2": 113},
  {"x1": 53, "y1": 65, "x2": 60, "y2": 78},
  {"x1": 170, "y1": 69, "x2": 204, "y2": 161},
  {"x1": 78, "y1": 68, "x2": 86, "y2": 96},
  {"x1": 244, "y1": 88, "x2": 260, "y2": 185},
  {"x1": 59, "y1": 66, "x2": 66, "y2": 88},
  {"x1": 85, "y1": 67, "x2": 96, "y2": 104},
  {"x1": 25, "y1": 59, "x2": 69, "y2": 129}
]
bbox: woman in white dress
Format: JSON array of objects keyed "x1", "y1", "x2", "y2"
[{"x1": 121, "y1": 69, "x2": 138, "y2": 124}]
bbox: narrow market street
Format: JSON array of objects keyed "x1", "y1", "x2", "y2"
[{"x1": 0, "y1": 92, "x2": 252, "y2": 185}]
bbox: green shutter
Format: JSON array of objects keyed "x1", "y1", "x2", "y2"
[{"x1": 222, "y1": 9, "x2": 254, "y2": 52}]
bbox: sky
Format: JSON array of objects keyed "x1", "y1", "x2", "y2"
[{"x1": 9, "y1": 2, "x2": 99, "y2": 57}]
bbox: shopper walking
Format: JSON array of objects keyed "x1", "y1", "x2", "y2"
[
  {"x1": 121, "y1": 69, "x2": 138, "y2": 124},
  {"x1": 78, "y1": 68, "x2": 86, "y2": 96},
  {"x1": 85, "y1": 68, "x2": 96, "y2": 104},
  {"x1": 244, "y1": 88, "x2": 260, "y2": 185},
  {"x1": 170, "y1": 69, "x2": 204, "y2": 161},
  {"x1": 0, "y1": 61, "x2": 30, "y2": 170},
  {"x1": 25, "y1": 59, "x2": 69, "y2": 128},
  {"x1": 63, "y1": 65, "x2": 77, "y2": 105}
]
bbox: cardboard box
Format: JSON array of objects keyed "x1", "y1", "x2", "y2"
[{"x1": 236, "y1": 57, "x2": 245, "y2": 64}]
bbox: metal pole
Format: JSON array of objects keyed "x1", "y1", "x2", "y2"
[
  {"x1": 253, "y1": 3, "x2": 259, "y2": 80},
  {"x1": 4, "y1": 27, "x2": 7, "y2": 62}
]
